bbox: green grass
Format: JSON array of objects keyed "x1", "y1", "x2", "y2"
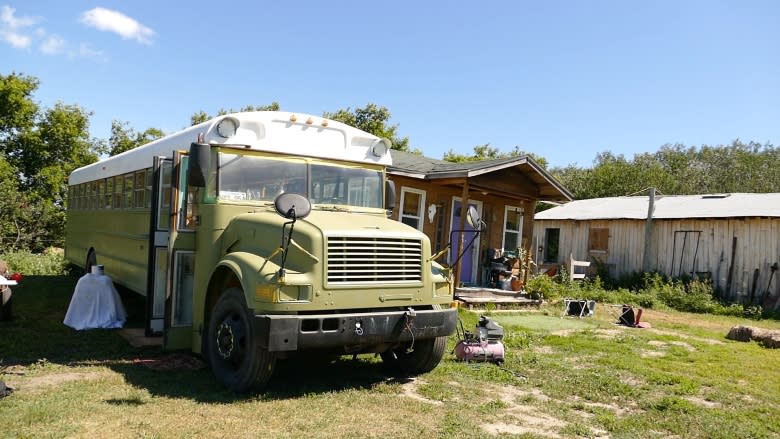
[{"x1": 2, "y1": 274, "x2": 780, "y2": 438}]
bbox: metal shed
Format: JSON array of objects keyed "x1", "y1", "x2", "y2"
[{"x1": 533, "y1": 193, "x2": 780, "y2": 308}]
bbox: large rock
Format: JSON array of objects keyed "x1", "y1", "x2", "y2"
[{"x1": 727, "y1": 325, "x2": 780, "y2": 348}]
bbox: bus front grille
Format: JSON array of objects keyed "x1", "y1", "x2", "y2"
[{"x1": 326, "y1": 237, "x2": 423, "y2": 284}]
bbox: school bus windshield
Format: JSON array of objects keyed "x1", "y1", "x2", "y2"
[{"x1": 217, "y1": 152, "x2": 383, "y2": 208}]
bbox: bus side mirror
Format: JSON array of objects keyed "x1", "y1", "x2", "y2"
[
  {"x1": 385, "y1": 180, "x2": 396, "y2": 212},
  {"x1": 188, "y1": 142, "x2": 210, "y2": 187},
  {"x1": 466, "y1": 205, "x2": 485, "y2": 231},
  {"x1": 274, "y1": 193, "x2": 311, "y2": 220}
]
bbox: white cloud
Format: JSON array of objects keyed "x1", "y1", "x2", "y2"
[
  {"x1": 1, "y1": 5, "x2": 39, "y2": 29},
  {"x1": 80, "y1": 7, "x2": 154, "y2": 44},
  {"x1": 40, "y1": 35, "x2": 65, "y2": 54},
  {"x1": 1, "y1": 30, "x2": 29, "y2": 48},
  {"x1": 75, "y1": 42, "x2": 105, "y2": 61},
  {"x1": 0, "y1": 5, "x2": 39, "y2": 49}
]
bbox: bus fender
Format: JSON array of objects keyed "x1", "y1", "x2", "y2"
[{"x1": 216, "y1": 251, "x2": 280, "y2": 300}]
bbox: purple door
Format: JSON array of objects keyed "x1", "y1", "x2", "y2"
[{"x1": 450, "y1": 200, "x2": 479, "y2": 284}]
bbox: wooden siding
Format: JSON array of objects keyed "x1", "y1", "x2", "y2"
[
  {"x1": 533, "y1": 217, "x2": 780, "y2": 306},
  {"x1": 390, "y1": 175, "x2": 537, "y2": 285}
]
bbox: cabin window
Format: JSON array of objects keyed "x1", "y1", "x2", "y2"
[
  {"x1": 588, "y1": 228, "x2": 609, "y2": 253},
  {"x1": 502, "y1": 206, "x2": 524, "y2": 251},
  {"x1": 543, "y1": 228, "x2": 560, "y2": 263},
  {"x1": 399, "y1": 187, "x2": 426, "y2": 231}
]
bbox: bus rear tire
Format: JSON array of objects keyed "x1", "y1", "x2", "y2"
[
  {"x1": 381, "y1": 335, "x2": 447, "y2": 375},
  {"x1": 206, "y1": 288, "x2": 276, "y2": 392}
]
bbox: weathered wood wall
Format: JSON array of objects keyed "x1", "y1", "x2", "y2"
[{"x1": 532, "y1": 217, "x2": 780, "y2": 305}]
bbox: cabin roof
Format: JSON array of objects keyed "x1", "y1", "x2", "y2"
[
  {"x1": 388, "y1": 150, "x2": 573, "y2": 202},
  {"x1": 535, "y1": 193, "x2": 780, "y2": 220}
]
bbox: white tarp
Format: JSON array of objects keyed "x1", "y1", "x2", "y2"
[{"x1": 64, "y1": 272, "x2": 127, "y2": 330}]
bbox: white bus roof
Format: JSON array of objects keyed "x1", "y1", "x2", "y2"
[{"x1": 69, "y1": 111, "x2": 393, "y2": 185}]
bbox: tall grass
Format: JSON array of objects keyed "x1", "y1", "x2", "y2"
[
  {"x1": 525, "y1": 271, "x2": 776, "y2": 320},
  {"x1": 0, "y1": 249, "x2": 69, "y2": 276}
]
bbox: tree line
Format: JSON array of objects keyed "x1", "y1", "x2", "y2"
[{"x1": 1, "y1": 72, "x2": 778, "y2": 251}]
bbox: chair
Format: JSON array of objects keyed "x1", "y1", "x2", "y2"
[
  {"x1": 484, "y1": 248, "x2": 511, "y2": 288},
  {"x1": 569, "y1": 253, "x2": 591, "y2": 281},
  {"x1": 564, "y1": 299, "x2": 595, "y2": 317}
]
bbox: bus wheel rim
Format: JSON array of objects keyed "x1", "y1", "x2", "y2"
[{"x1": 216, "y1": 313, "x2": 245, "y2": 363}]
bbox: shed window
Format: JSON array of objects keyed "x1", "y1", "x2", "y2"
[
  {"x1": 588, "y1": 228, "x2": 609, "y2": 253},
  {"x1": 399, "y1": 187, "x2": 426, "y2": 231}
]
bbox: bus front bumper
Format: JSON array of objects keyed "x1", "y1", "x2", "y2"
[{"x1": 252, "y1": 307, "x2": 458, "y2": 352}]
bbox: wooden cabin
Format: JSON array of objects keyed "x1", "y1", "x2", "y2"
[
  {"x1": 387, "y1": 150, "x2": 572, "y2": 287},
  {"x1": 533, "y1": 193, "x2": 780, "y2": 308}
]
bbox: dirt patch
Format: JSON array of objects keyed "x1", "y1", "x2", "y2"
[
  {"x1": 647, "y1": 328, "x2": 724, "y2": 345},
  {"x1": 640, "y1": 350, "x2": 665, "y2": 358},
  {"x1": 534, "y1": 345, "x2": 555, "y2": 354},
  {"x1": 482, "y1": 421, "x2": 559, "y2": 437},
  {"x1": 685, "y1": 396, "x2": 721, "y2": 408},
  {"x1": 580, "y1": 400, "x2": 636, "y2": 417},
  {"x1": 11, "y1": 371, "x2": 106, "y2": 392},
  {"x1": 668, "y1": 341, "x2": 696, "y2": 351},
  {"x1": 481, "y1": 384, "x2": 564, "y2": 437},
  {"x1": 398, "y1": 378, "x2": 443, "y2": 406},
  {"x1": 550, "y1": 327, "x2": 628, "y2": 339}
]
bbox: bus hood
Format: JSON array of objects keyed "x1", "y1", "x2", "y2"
[{"x1": 302, "y1": 209, "x2": 423, "y2": 237}]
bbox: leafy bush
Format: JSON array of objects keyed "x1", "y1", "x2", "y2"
[
  {"x1": 0, "y1": 248, "x2": 69, "y2": 276},
  {"x1": 525, "y1": 274, "x2": 566, "y2": 301},
  {"x1": 528, "y1": 269, "x2": 774, "y2": 320}
]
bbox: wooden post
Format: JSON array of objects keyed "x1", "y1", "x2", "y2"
[
  {"x1": 454, "y1": 179, "x2": 470, "y2": 288},
  {"x1": 642, "y1": 187, "x2": 655, "y2": 273}
]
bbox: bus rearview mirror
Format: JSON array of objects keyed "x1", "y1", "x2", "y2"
[
  {"x1": 188, "y1": 142, "x2": 210, "y2": 187},
  {"x1": 274, "y1": 193, "x2": 311, "y2": 220}
]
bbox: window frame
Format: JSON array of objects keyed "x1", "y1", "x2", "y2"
[
  {"x1": 398, "y1": 186, "x2": 426, "y2": 231},
  {"x1": 501, "y1": 205, "x2": 524, "y2": 252}
]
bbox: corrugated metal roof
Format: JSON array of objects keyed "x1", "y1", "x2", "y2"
[{"x1": 535, "y1": 193, "x2": 780, "y2": 220}]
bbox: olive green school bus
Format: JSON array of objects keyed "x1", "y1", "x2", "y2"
[{"x1": 65, "y1": 111, "x2": 458, "y2": 391}]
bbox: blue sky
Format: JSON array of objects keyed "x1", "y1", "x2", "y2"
[{"x1": 2, "y1": 1, "x2": 778, "y2": 168}]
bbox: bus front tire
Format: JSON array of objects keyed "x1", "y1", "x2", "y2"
[
  {"x1": 206, "y1": 288, "x2": 276, "y2": 393},
  {"x1": 381, "y1": 335, "x2": 447, "y2": 375}
]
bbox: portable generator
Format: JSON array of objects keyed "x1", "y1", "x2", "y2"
[{"x1": 454, "y1": 315, "x2": 505, "y2": 364}]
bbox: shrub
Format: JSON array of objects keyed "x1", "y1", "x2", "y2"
[{"x1": 0, "y1": 248, "x2": 68, "y2": 276}]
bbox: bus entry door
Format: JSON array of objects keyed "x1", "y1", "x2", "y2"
[
  {"x1": 163, "y1": 151, "x2": 196, "y2": 350},
  {"x1": 145, "y1": 156, "x2": 172, "y2": 336}
]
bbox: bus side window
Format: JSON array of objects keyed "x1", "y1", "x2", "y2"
[{"x1": 184, "y1": 187, "x2": 199, "y2": 229}]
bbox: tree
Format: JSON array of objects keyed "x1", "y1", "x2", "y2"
[
  {"x1": 550, "y1": 141, "x2": 780, "y2": 200},
  {"x1": 0, "y1": 73, "x2": 38, "y2": 147},
  {"x1": 443, "y1": 144, "x2": 549, "y2": 167},
  {"x1": 190, "y1": 102, "x2": 281, "y2": 126},
  {"x1": 109, "y1": 120, "x2": 164, "y2": 156},
  {"x1": 0, "y1": 73, "x2": 104, "y2": 251},
  {"x1": 323, "y1": 103, "x2": 413, "y2": 152}
]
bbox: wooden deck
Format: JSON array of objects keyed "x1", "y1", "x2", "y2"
[{"x1": 455, "y1": 287, "x2": 543, "y2": 308}]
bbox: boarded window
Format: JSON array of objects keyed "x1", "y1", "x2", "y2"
[{"x1": 588, "y1": 228, "x2": 609, "y2": 253}]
